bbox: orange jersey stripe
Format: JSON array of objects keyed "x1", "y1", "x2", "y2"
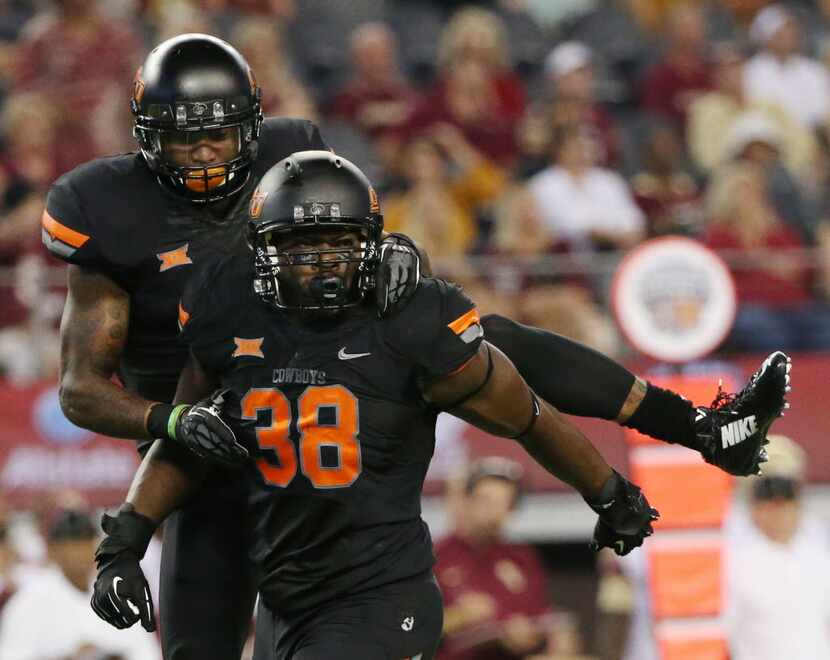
[
  {"x1": 41, "y1": 209, "x2": 90, "y2": 249},
  {"x1": 447, "y1": 308, "x2": 480, "y2": 335},
  {"x1": 178, "y1": 303, "x2": 191, "y2": 329}
]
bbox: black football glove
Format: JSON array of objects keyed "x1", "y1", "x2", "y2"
[
  {"x1": 147, "y1": 389, "x2": 249, "y2": 467},
  {"x1": 91, "y1": 507, "x2": 156, "y2": 632},
  {"x1": 375, "y1": 233, "x2": 420, "y2": 318},
  {"x1": 585, "y1": 471, "x2": 660, "y2": 556}
]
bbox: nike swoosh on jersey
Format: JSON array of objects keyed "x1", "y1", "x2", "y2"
[{"x1": 338, "y1": 347, "x2": 371, "y2": 360}]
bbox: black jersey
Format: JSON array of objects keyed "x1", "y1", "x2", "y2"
[
  {"x1": 179, "y1": 254, "x2": 484, "y2": 614},
  {"x1": 41, "y1": 118, "x2": 327, "y2": 402}
]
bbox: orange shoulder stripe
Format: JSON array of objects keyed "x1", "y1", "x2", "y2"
[
  {"x1": 447, "y1": 307, "x2": 480, "y2": 335},
  {"x1": 41, "y1": 209, "x2": 90, "y2": 248},
  {"x1": 178, "y1": 302, "x2": 191, "y2": 329}
]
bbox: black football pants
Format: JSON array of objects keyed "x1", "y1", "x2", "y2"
[
  {"x1": 253, "y1": 570, "x2": 443, "y2": 660},
  {"x1": 159, "y1": 469, "x2": 257, "y2": 660}
]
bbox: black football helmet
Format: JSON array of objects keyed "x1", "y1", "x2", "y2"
[
  {"x1": 248, "y1": 151, "x2": 384, "y2": 312},
  {"x1": 131, "y1": 33, "x2": 262, "y2": 202}
]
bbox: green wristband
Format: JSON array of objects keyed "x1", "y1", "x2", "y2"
[{"x1": 166, "y1": 404, "x2": 190, "y2": 441}]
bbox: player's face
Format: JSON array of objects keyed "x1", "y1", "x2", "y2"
[
  {"x1": 751, "y1": 497, "x2": 801, "y2": 544},
  {"x1": 162, "y1": 127, "x2": 241, "y2": 166},
  {"x1": 161, "y1": 127, "x2": 242, "y2": 193},
  {"x1": 273, "y1": 229, "x2": 364, "y2": 309}
]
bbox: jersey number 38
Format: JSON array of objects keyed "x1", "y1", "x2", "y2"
[{"x1": 240, "y1": 385, "x2": 361, "y2": 489}]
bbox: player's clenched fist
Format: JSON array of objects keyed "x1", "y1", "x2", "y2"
[
  {"x1": 91, "y1": 507, "x2": 156, "y2": 631},
  {"x1": 146, "y1": 389, "x2": 249, "y2": 466},
  {"x1": 585, "y1": 471, "x2": 660, "y2": 556}
]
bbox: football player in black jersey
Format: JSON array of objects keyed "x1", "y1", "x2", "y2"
[
  {"x1": 46, "y1": 31, "x2": 789, "y2": 660},
  {"x1": 90, "y1": 151, "x2": 661, "y2": 660}
]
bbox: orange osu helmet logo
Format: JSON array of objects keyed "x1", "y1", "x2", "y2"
[
  {"x1": 368, "y1": 186, "x2": 380, "y2": 214},
  {"x1": 250, "y1": 189, "x2": 269, "y2": 218},
  {"x1": 132, "y1": 66, "x2": 145, "y2": 104}
]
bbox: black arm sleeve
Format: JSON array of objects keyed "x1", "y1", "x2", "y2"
[{"x1": 480, "y1": 314, "x2": 635, "y2": 420}]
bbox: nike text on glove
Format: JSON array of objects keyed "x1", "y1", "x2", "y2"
[
  {"x1": 146, "y1": 388, "x2": 249, "y2": 466},
  {"x1": 585, "y1": 470, "x2": 660, "y2": 556},
  {"x1": 91, "y1": 507, "x2": 156, "y2": 632},
  {"x1": 375, "y1": 233, "x2": 420, "y2": 318}
]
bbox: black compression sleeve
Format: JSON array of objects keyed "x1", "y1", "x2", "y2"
[{"x1": 481, "y1": 315, "x2": 635, "y2": 420}]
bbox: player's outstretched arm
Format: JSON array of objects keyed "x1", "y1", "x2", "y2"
[
  {"x1": 59, "y1": 265, "x2": 161, "y2": 440},
  {"x1": 424, "y1": 342, "x2": 658, "y2": 555}
]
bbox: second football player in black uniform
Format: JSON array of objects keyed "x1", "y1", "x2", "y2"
[
  {"x1": 45, "y1": 34, "x2": 351, "y2": 659},
  {"x1": 90, "y1": 151, "x2": 661, "y2": 659}
]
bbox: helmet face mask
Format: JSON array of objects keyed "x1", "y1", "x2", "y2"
[
  {"x1": 248, "y1": 151, "x2": 385, "y2": 314},
  {"x1": 155, "y1": 125, "x2": 243, "y2": 195},
  {"x1": 131, "y1": 34, "x2": 262, "y2": 203},
  {"x1": 253, "y1": 225, "x2": 374, "y2": 311}
]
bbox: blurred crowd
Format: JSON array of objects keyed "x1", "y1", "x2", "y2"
[{"x1": 4, "y1": 0, "x2": 830, "y2": 382}]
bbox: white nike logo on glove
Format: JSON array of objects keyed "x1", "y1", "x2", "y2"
[
  {"x1": 338, "y1": 347, "x2": 371, "y2": 360},
  {"x1": 113, "y1": 576, "x2": 140, "y2": 615}
]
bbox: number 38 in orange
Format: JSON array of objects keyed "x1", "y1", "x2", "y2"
[{"x1": 240, "y1": 385, "x2": 361, "y2": 489}]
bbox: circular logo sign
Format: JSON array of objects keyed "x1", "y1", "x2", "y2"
[{"x1": 611, "y1": 237, "x2": 736, "y2": 363}]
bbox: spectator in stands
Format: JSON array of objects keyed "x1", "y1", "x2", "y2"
[
  {"x1": 725, "y1": 435, "x2": 830, "y2": 660},
  {"x1": 435, "y1": 457, "x2": 579, "y2": 660},
  {"x1": 0, "y1": 91, "x2": 78, "y2": 194},
  {"x1": 630, "y1": 120, "x2": 702, "y2": 236},
  {"x1": 527, "y1": 123, "x2": 645, "y2": 253},
  {"x1": 0, "y1": 91, "x2": 66, "y2": 381},
  {"x1": 328, "y1": 22, "x2": 418, "y2": 139},
  {"x1": 640, "y1": 2, "x2": 712, "y2": 129},
  {"x1": 744, "y1": 4, "x2": 830, "y2": 129},
  {"x1": 724, "y1": 113, "x2": 816, "y2": 243},
  {"x1": 407, "y1": 57, "x2": 518, "y2": 165},
  {"x1": 383, "y1": 123, "x2": 506, "y2": 260},
  {"x1": 704, "y1": 162, "x2": 830, "y2": 351},
  {"x1": 491, "y1": 186, "x2": 553, "y2": 261},
  {"x1": 231, "y1": 18, "x2": 316, "y2": 120},
  {"x1": 520, "y1": 284, "x2": 621, "y2": 358},
  {"x1": 14, "y1": 0, "x2": 142, "y2": 160},
  {"x1": 436, "y1": 7, "x2": 525, "y2": 121},
  {"x1": 0, "y1": 508, "x2": 161, "y2": 660},
  {"x1": 543, "y1": 41, "x2": 621, "y2": 168},
  {"x1": 406, "y1": 8, "x2": 519, "y2": 163},
  {"x1": 146, "y1": 0, "x2": 216, "y2": 42},
  {"x1": 688, "y1": 42, "x2": 817, "y2": 180}
]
